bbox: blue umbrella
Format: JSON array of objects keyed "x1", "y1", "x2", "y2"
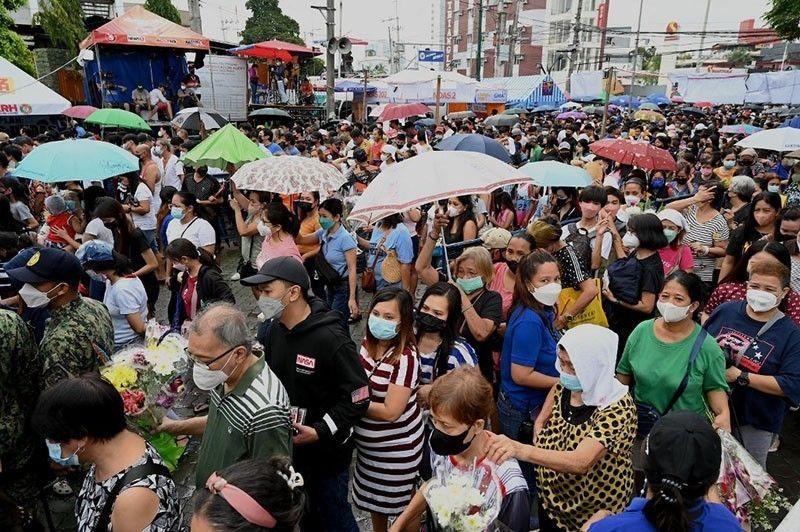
[
  {"x1": 335, "y1": 79, "x2": 376, "y2": 93},
  {"x1": 414, "y1": 118, "x2": 436, "y2": 127},
  {"x1": 781, "y1": 117, "x2": 800, "y2": 129},
  {"x1": 435, "y1": 133, "x2": 512, "y2": 163},
  {"x1": 12, "y1": 139, "x2": 139, "y2": 183},
  {"x1": 531, "y1": 104, "x2": 556, "y2": 113},
  {"x1": 519, "y1": 161, "x2": 592, "y2": 188},
  {"x1": 720, "y1": 124, "x2": 763, "y2": 135},
  {"x1": 646, "y1": 94, "x2": 672, "y2": 106},
  {"x1": 610, "y1": 95, "x2": 640, "y2": 109}
]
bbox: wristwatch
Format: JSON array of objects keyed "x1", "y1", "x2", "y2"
[
  {"x1": 564, "y1": 313, "x2": 574, "y2": 323},
  {"x1": 736, "y1": 370, "x2": 750, "y2": 388}
]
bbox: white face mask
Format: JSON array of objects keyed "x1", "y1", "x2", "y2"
[
  {"x1": 19, "y1": 283, "x2": 60, "y2": 309},
  {"x1": 257, "y1": 293, "x2": 287, "y2": 321},
  {"x1": 624, "y1": 194, "x2": 641, "y2": 206},
  {"x1": 746, "y1": 289, "x2": 779, "y2": 313},
  {"x1": 172, "y1": 262, "x2": 187, "y2": 272},
  {"x1": 447, "y1": 205, "x2": 462, "y2": 218},
  {"x1": 192, "y1": 351, "x2": 239, "y2": 391},
  {"x1": 257, "y1": 221, "x2": 272, "y2": 238},
  {"x1": 530, "y1": 282, "x2": 562, "y2": 307},
  {"x1": 622, "y1": 232, "x2": 640, "y2": 249},
  {"x1": 657, "y1": 300, "x2": 691, "y2": 323}
]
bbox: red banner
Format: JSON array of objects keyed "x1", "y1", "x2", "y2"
[{"x1": 597, "y1": 2, "x2": 608, "y2": 30}]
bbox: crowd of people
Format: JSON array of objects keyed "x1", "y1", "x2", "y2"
[{"x1": 2, "y1": 100, "x2": 800, "y2": 532}]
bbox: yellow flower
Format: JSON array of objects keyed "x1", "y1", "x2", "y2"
[{"x1": 101, "y1": 364, "x2": 138, "y2": 391}]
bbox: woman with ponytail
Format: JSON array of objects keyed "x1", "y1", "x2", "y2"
[{"x1": 585, "y1": 411, "x2": 741, "y2": 532}]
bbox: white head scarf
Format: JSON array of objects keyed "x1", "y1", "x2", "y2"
[{"x1": 556, "y1": 324, "x2": 628, "y2": 410}]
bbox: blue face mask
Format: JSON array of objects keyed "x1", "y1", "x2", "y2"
[
  {"x1": 559, "y1": 372, "x2": 583, "y2": 392},
  {"x1": 65, "y1": 200, "x2": 76, "y2": 211},
  {"x1": 46, "y1": 440, "x2": 80, "y2": 467},
  {"x1": 768, "y1": 184, "x2": 781, "y2": 194},
  {"x1": 651, "y1": 179, "x2": 664, "y2": 189},
  {"x1": 170, "y1": 206, "x2": 185, "y2": 220},
  {"x1": 368, "y1": 314, "x2": 399, "y2": 341},
  {"x1": 456, "y1": 276, "x2": 484, "y2": 294}
]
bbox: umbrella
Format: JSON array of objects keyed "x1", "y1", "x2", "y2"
[
  {"x1": 670, "y1": 96, "x2": 685, "y2": 104},
  {"x1": 736, "y1": 127, "x2": 800, "y2": 152},
  {"x1": 633, "y1": 110, "x2": 665, "y2": 123},
  {"x1": 232, "y1": 156, "x2": 346, "y2": 194},
  {"x1": 483, "y1": 114, "x2": 519, "y2": 127},
  {"x1": 778, "y1": 106, "x2": 800, "y2": 118},
  {"x1": 638, "y1": 102, "x2": 661, "y2": 111},
  {"x1": 63, "y1": 105, "x2": 99, "y2": 120},
  {"x1": 172, "y1": 107, "x2": 229, "y2": 131},
  {"x1": 694, "y1": 101, "x2": 714, "y2": 108},
  {"x1": 560, "y1": 101, "x2": 583, "y2": 110},
  {"x1": 582, "y1": 106, "x2": 603, "y2": 116},
  {"x1": 556, "y1": 111, "x2": 587, "y2": 120},
  {"x1": 379, "y1": 102, "x2": 430, "y2": 121},
  {"x1": 435, "y1": 133, "x2": 512, "y2": 163},
  {"x1": 589, "y1": 138, "x2": 678, "y2": 171},
  {"x1": 414, "y1": 118, "x2": 436, "y2": 127},
  {"x1": 680, "y1": 106, "x2": 705, "y2": 117},
  {"x1": 519, "y1": 161, "x2": 592, "y2": 188},
  {"x1": 720, "y1": 124, "x2": 763, "y2": 135},
  {"x1": 571, "y1": 96, "x2": 600, "y2": 104},
  {"x1": 782, "y1": 117, "x2": 800, "y2": 129},
  {"x1": 446, "y1": 111, "x2": 475, "y2": 120},
  {"x1": 248, "y1": 107, "x2": 293, "y2": 121},
  {"x1": 348, "y1": 151, "x2": 530, "y2": 224},
  {"x1": 743, "y1": 103, "x2": 765, "y2": 111},
  {"x1": 531, "y1": 105, "x2": 557, "y2": 113},
  {"x1": 12, "y1": 139, "x2": 139, "y2": 183},
  {"x1": 183, "y1": 123, "x2": 267, "y2": 169},
  {"x1": 503, "y1": 107, "x2": 528, "y2": 115},
  {"x1": 788, "y1": 148, "x2": 800, "y2": 158},
  {"x1": 85, "y1": 108, "x2": 151, "y2": 131},
  {"x1": 646, "y1": 94, "x2": 672, "y2": 106},
  {"x1": 610, "y1": 96, "x2": 640, "y2": 109}
]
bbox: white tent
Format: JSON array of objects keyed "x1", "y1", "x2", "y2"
[
  {"x1": 0, "y1": 58, "x2": 70, "y2": 116},
  {"x1": 384, "y1": 69, "x2": 478, "y2": 104}
]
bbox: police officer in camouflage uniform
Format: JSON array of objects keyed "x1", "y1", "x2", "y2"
[{"x1": 7, "y1": 247, "x2": 114, "y2": 388}]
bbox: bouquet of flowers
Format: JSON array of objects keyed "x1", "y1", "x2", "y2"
[
  {"x1": 717, "y1": 429, "x2": 791, "y2": 530},
  {"x1": 101, "y1": 332, "x2": 189, "y2": 470},
  {"x1": 423, "y1": 459, "x2": 503, "y2": 532}
]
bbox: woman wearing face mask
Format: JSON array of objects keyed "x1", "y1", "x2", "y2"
[
  {"x1": 648, "y1": 170, "x2": 669, "y2": 200},
  {"x1": 784, "y1": 161, "x2": 800, "y2": 208},
  {"x1": 765, "y1": 173, "x2": 787, "y2": 207},
  {"x1": 704, "y1": 261, "x2": 800, "y2": 468},
  {"x1": 657, "y1": 209, "x2": 693, "y2": 276},
  {"x1": 490, "y1": 191, "x2": 517, "y2": 230},
  {"x1": 31, "y1": 374, "x2": 184, "y2": 532},
  {"x1": 497, "y1": 250, "x2": 561, "y2": 489},
  {"x1": 353, "y1": 288, "x2": 422, "y2": 532},
  {"x1": 228, "y1": 185, "x2": 270, "y2": 280},
  {"x1": 294, "y1": 191, "x2": 322, "y2": 295},
  {"x1": 714, "y1": 150, "x2": 738, "y2": 186},
  {"x1": 719, "y1": 191, "x2": 781, "y2": 281},
  {"x1": 390, "y1": 367, "x2": 530, "y2": 532},
  {"x1": 548, "y1": 187, "x2": 580, "y2": 222},
  {"x1": 165, "y1": 238, "x2": 234, "y2": 326},
  {"x1": 355, "y1": 213, "x2": 414, "y2": 291},
  {"x1": 165, "y1": 192, "x2": 216, "y2": 254},
  {"x1": 255, "y1": 202, "x2": 302, "y2": 269},
  {"x1": 618, "y1": 271, "x2": 730, "y2": 474},
  {"x1": 76, "y1": 240, "x2": 148, "y2": 350},
  {"x1": 666, "y1": 165, "x2": 694, "y2": 198},
  {"x1": 723, "y1": 175, "x2": 757, "y2": 230},
  {"x1": 442, "y1": 195, "x2": 478, "y2": 257},
  {"x1": 489, "y1": 232, "x2": 537, "y2": 321},
  {"x1": 489, "y1": 325, "x2": 637, "y2": 532}
]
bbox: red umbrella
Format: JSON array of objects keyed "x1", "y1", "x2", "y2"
[
  {"x1": 63, "y1": 105, "x2": 99, "y2": 120},
  {"x1": 694, "y1": 101, "x2": 714, "y2": 108},
  {"x1": 379, "y1": 103, "x2": 430, "y2": 121},
  {"x1": 589, "y1": 138, "x2": 678, "y2": 171}
]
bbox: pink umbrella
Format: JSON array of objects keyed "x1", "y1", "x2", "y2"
[
  {"x1": 63, "y1": 105, "x2": 99, "y2": 120},
  {"x1": 379, "y1": 103, "x2": 431, "y2": 121},
  {"x1": 556, "y1": 111, "x2": 587, "y2": 120},
  {"x1": 670, "y1": 96, "x2": 685, "y2": 104},
  {"x1": 695, "y1": 101, "x2": 714, "y2": 108}
]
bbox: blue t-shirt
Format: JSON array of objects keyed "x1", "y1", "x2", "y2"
[
  {"x1": 500, "y1": 307, "x2": 558, "y2": 411},
  {"x1": 316, "y1": 225, "x2": 357, "y2": 278},
  {"x1": 703, "y1": 300, "x2": 800, "y2": 433},
  {"x1": 419, "y1": 337, "x2": 478, "y2": 385},
  {"x1": 589, "y1": 497, "x2": 742, "y2": 531},
  {"x1": 159, "y1": 213, "x2": 174, "y2": 250},
  {"x1": 284, "y1": 146, "x2": 300, "y2": 156},
  {"x1": 369, "y1": 225, "x2": 414, "y2": 285},
  {"x1": 266, "y1": 142, "x2": 283, "y2": 155}
]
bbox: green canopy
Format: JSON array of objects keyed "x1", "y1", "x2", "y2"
[
  {"x1": 85, "y1": 108, "x2": 151, "y2": 131},
  {"x1": 183, "y1": 123, "x2": 268, "y2": 170}
]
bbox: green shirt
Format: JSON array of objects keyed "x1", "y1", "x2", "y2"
[
  {"x1": 195, "y1": 356, "x2": 292, "y2": 488},
  {"x1": 617, "y1": 319, "x2": 729, "y2": 415}
]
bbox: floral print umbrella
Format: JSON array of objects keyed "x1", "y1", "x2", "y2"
[{"x1": 232, "y1": 156, "x2": 346, "y2": 194}]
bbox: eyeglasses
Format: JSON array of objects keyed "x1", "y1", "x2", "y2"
[{"x1": 185, "y1": 345, "x2": 240, "y2": 369}]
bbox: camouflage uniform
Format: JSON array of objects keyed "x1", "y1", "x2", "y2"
[
  {"x1": 40, "y1": 296, "x2": 114, "y2": 388},
  {"x1": 0, "y1": 309, "x2": 45, "y2": 508}
]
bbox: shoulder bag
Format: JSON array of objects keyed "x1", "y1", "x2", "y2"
[
  {"x1": 362, "y1": 233, "x2": 386, "y2": 293},
  {"x1": 315, "y1": 237, "x2": 344, "y2": 288},
  {"x1": 93, "y1": 460, "x2": 171, "y2": 532}
]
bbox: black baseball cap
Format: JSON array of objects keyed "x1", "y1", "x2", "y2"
[
  {"x1": 7, "y1": 247, "x2": 83, "y2": 285},
  {"x1": 645, "y1": 411, "x2": 721, "y2": 487},
  {"x1": 240, "y1": 256, "x2": 310, "y2": 290}
]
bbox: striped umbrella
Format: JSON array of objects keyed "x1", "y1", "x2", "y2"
[{"x1": 172, "y1": 107, "x2": 229, "y2": 130}]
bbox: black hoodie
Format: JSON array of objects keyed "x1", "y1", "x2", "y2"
[{"x1": 265, "y1": 298, "x2": 369, "y2": 477}]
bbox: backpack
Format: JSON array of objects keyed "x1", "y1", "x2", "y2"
[
  {"x1": 607, "y1": 254, "x2": 643, "y2": 304},
  {"x1": 565, "y1": 223, "x2": 593, "y2": 271}
]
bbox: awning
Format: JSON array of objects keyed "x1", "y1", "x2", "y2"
[
  {"x1": 0, "y1": 57, "x2": 70, "y2": 116},
  {"x1": 230, "y1": 39, "x2": 321, "y2": 60},
  {"x1": 80, "y1": 5, "x2": 209, "y2": 51},
  {"x1": 479, "y1": 75, "x2": 566, "y2": 108}
]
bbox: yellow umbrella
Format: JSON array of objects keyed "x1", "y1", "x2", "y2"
[{"x1": 634, "y1": 110, "x2": 665, "y2": 122}]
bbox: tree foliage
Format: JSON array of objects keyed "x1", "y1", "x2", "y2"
[
  {"x1": 0, "y1": 0, "x2": 36, "y2": 75},
  {"x1": 241, "y1": 0, "x2": 303, "y2": 45},
  {"x1": 33, "y1": 0, "x2": 86, "y2": 56},
  {"x1": 144, "y1": 0, "x2": 181, "y2": 24},
  {"x1": 727, "y1": 48, "x2": 753, "y2": 68},
  {"x1": 764, "y1": 0, "x2": 800, "y2": 41},
  {"x1": 304, "y1": 57, "x2": 325, "y2": 76}
]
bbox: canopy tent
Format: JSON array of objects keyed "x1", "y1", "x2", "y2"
[
  {"x1": 335, "y1": 79, "x2": 376, "y2": 93},
  {"x1": 384, "y1": 69, "x2": 478, "y2": 104},
  {"x1": 80, "y1": 6, "x2": 209, "y2": 51},
  {"x1": 0, "y1": 57, "x2": 70, "y2": 115},
  {"x1": 479, "y1": 76, "x2": 566, "y2": 108},
  {"x1": 230, "y1": 39, "x2": 320, "y2": 60}
]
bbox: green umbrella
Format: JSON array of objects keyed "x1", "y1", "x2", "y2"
[
  {"x1": 85, "y1": 108, "x2": 152, "y2": 131},
  {"x1": 183, "y1": 123, "x2": 267, "y2": 170}
]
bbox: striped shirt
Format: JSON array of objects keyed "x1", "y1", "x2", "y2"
[
  {"x1": 683, "y1": 204, "x2": 730, "y2": 282},
  {"x1": 429, "y1": 452, "x2": 529, "y2": 502},
  {"x1": 418, "y1": 338, "x2": 478, "y2": 385},
  {"x1": 195, "y1": 356, "x2": 292, "y2": 488}
]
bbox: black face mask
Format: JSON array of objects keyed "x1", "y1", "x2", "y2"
[
  {"x1": 295, "y1": 201, "x2": 313, "y2": 213},
  {"x1": 103, "y1": 221, "x2": 118, "y2": 230},
  {"x1": 415, "y1": 312, "x2": 447, "y2": 333},
  {"x1": 430, "y1": 425, "x2": 475, "y2": 456},
  {"x1": 776, "y1": 232, "x2": 795, "y2": 243},
  {"x1": 505, "y1": 259, "x2": 518, "y2": 273}
]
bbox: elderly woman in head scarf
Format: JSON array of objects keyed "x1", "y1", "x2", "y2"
[{"x1": 487, "y1": 324, "x2": 637, "y2": 532}]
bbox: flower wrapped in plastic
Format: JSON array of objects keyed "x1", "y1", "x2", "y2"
[
  {"x1": 423, "y1": 459, "x2": 504, "y2": 532},
  {"x1": 717, "y1": 429, "x2": 791, "y2": 529}
]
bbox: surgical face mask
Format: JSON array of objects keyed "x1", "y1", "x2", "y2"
[
  {"x1": 429, "y1": 424, "x2": 475, "y2": 456},
  {"x1": 170, "y1": 207, "x2": 185, "y2": 221},
  {"x1": 46, "y1": 440, "x2": 80, "y2": 467},
  {"x1": 768, "y1": 184, "x2": 781, "y2": 194},
  {"x1": 657, "y1": 300, "x2": 691, "y2": 323},
  {"x1": 739, "y1": 158, "x2": 753, "y2": 166},
  {"x1": 447, "y1": 205, "x2": 462, "y2": 218},
  {"x1": 257, "y1": 221, "x2": 272, "y2": 238},
  {"x1": 258, "y1": 293, "x2": 287, "y2": 321},
  {"x1": 193, "y1": 351, "x2": 239, "y2": 391},
  {"x1": 368, "y1": 314, "x2": 399, "y2": 340},
  {"x1": 622, "y1": 232, "x2": 640, "y2": 249},
  {"x1": 559, "y1": 372, "x2": 582, "y2": 392},
  {"x1": 624, "y1": 194, "x2": 640, "y2": 207},
  {"x1": 663, "y1": 228, "x2": 678, "y2": 243},
  {"x1": 723, "y1": 160, "x2": 736, "y2": 169},
  {"x1": 19, "y1": 283, "x2": 60, "y2": 309},
  {"x1": 172, "y1": 262, "x2": 187, "y2": 272},
  {"x1": 65, "y1": 200, "x2": 76, "y2": 211},
  {"x1": 651, "y1": 178, "x2": 665, "y2": 189},
  {"x1": 153, "y1": 148, "x2": 163, "y2": 157},
  {"x1": 415, "y1": 311, "x2": 447, "y2": 333},
  {"x1": 700, "y1": 168, "x2": 713, "y2": 177},
  {"x1": 746, "y1": 289, "x2": 779, "y2": 313},
  {"x1": 456, "y1": 275, "x2": 484, "y2": 294},
  {"x1": 505, "y1": 259, "x2": 519, "y2": 273},
  {"x1": 530, "y1": 282, "x2": 562, "y2": 307},
  {"x1": 579, "y1": 201, "x2": 600, "y2": 219},
  {"x1": 319, "y1": 216, "x2": 335, "y2": 230}
]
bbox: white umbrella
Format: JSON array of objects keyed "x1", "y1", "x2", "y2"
[
  {"x1": 736, "y1": 127, "x2": 800, "y2": 152},
  {"x1": 348, "y1": 151, "x2": 531, "y2": 224},
  {"x1": 232, "y1": 156, "x2": 346, "y2": 194},
  {"x1": 172, "y1": 107, "x2": 229, "y2": 130}
]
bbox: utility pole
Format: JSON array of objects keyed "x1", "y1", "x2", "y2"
[
  {"x1": 388, "y1": 27, "x2": 395, "y2": 74},
  {"x1": 325, "y1": 1, "x2": 336, "y2": 118},
  {"x1": 187, "y1": 0, "x2": 202, "y2": 34},
  {"x1": 565, "y1": 0, "x2": 583, "y2": 93},
  {"x1": 597, "y1": 0, "x2": 610, "y2": 70},
  {"x1": 696, "y1": 0, "x2": 711, "y2": 71},
  {"x1": 506, "y1": 0, "x2": 521, "y2": 77},
  {"x1": 362, "y1": 69, "x2": 369, "y2": 121},
  {"x1": 600, "y1": 67, "x2": 615, "y2": 137},
  {"x1": 781, "y1": 40, "x2": 790, "y2": 70},
  {"x1": 629, "y1": 0, "x2": 643, "y2": 107},
  {"x1": 475, "y1": 0, "x2": 484, "y2": 80},
  {"x1": 495, "y1": 9, "x2": 505, "y2": 78}
]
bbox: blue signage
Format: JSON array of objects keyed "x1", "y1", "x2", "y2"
[{"x1": 418, "y1": 50, "x2": 445, "y2": 63}]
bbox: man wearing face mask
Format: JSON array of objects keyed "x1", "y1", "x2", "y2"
[
  {"x1": 241, "y1": 257, "x2": 369, "y2": 532},
  {"x1": 738, "y1": 148, "x2": 765, "y2": 176},
  {"x1": 7, "y1": 247, "x2": 113, "y2": 388}
]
